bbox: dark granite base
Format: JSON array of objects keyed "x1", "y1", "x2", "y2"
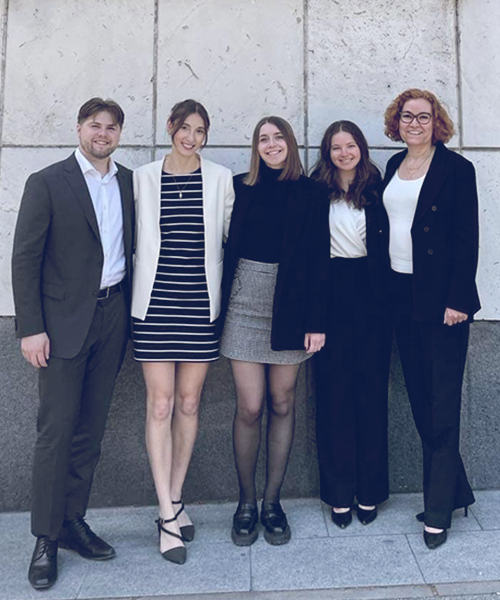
[{"x1": 1, "y1": 318, "x2": 498, "y2": 512}]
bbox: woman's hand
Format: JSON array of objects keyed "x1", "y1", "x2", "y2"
[
  {"x1": 444, "y1": 308, "x2": 468, "y2": 326},
  {"x1": 304, "y1": 333, "x2": 325, "y2": 353}
]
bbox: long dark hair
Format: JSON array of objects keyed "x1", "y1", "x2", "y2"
[
  {"x1": 244, "y1": 116, "x2": 303, "y2": 186},
  {"x1": 310, "y1": 120, "x2": 380, "y2": 209}
]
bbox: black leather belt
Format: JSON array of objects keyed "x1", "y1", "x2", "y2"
[{"x1": 97, "y1": 281, "x2": 122, "y2": 300}]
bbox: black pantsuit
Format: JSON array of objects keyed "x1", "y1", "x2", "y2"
[
  {"x1": 33, "y1": 290, "x2": 128, "y2": 538},
  {"x1": 391, "y1": 272, "x2": 474, "y2": 529},
  {"x1": 315, "y1": 257, "x2": 391, "y2": 508},
  {"x1": 381, "y1": 142, "x2": 480, "y2": 530}
]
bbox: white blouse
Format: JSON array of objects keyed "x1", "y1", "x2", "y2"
[
  {"x1": 329, "y1": 198, "x2": 367, "y2": 259},
  {"x1": 383, "y1": 171, "x2": 425, "y2": 274}
]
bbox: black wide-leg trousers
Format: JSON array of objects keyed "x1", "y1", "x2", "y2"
[
  {"x1": 391, "y1": 271, "x2": 475, "y2": 530},
  {"x1": 315, "y1": 258, "x2": 392, "y2": 508},
  {"x1": 32, "y1": 290, "x2": 128, "y2": 539}
]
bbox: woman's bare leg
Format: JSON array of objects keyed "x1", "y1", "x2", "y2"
[
  {"x1": 142, "y1": 362, "x2": 183, "y2": 554},
  {"x1": 170, "y1": 361, "x2": 210, "y2": 531}
]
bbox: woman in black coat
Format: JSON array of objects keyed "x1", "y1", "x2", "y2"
[
  {"x1": 219, "y1": 116, "x2": 330, "y2": 547},
  {"x1": 310, "y1": 121, "x2": 392, "y2": 529},
  {"x1": 381, "y1": 89, "x2": 480, "y2": 549}
]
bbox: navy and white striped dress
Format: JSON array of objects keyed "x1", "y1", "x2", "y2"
[{"x1": 133, "y1": 168, "x2": 219, "y2": 362}]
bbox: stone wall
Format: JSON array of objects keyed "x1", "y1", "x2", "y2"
[{"x1": 1, "y1": 0, "x2": 499, "y2": 511}]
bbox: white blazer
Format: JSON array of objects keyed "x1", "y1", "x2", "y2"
[{"x1": 131, "y1": 155, "x2": 235, "y2": 322}]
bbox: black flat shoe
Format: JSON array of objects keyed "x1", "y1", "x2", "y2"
[
  {"x1": 424, "y1": 528, "x2": 447, "y2": 549},
  {"x1": 156, "y1": 517, "x2": 186, "y2": 564},
  {"x1": 231, "y1": 502, "x2": 258, "y2": 546},
  {"x1": 357, "y1": 505, "x2": 377, "y2": 525},
  {"x1": 59, "y1": 518, "x2": 115, "y2": 560},
  {"x1": 28, "y1": 536, "x2": 58, "y2": 590},
  {"x1": 261, "y1": 502, "x2": 291, "y2": 545},
  {"x1": 172, "y1": 499, "x2": 195, "y2": 542},
  {"x1": 331, "y1": 508, "x2": 352, "y2": 529}
]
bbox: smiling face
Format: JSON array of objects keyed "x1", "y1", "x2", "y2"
[
  {"x1": 399, "y1": 98, "x2": 434, "y2": 149},
  {"x1": 257, "y1": 122, "x2": 288, "y2": 169},
  {"x1": 77, "y1": 110, "x2": 121, "y2": 161},
  {"x1": 329, "y1": 131, "x2": 361, "y2": 177},
  {"x1": 169, "y1": 112, "x2": 206, "y2": 158}
]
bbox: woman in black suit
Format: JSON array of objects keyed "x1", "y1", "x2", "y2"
[
  {"x1": 381, "y1": 89, "x2": 480, "y2": 549},
  {"x1": 310, "y1": 121, "x2": 392, "y2": 529},
  {"x1": 219, "y1": 116, "x2": 330, "y2": 547}
]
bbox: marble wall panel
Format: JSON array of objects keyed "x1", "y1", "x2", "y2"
[
  {"x1": 465, "y1": 151, "x2": 500, "y2": 320},
  {"x1": 307, "y1": 0, "x2": 458, "y2": 147},
  {"x1": 2, "y1": 0, "x2": 155, "y2": 146},
  {"x1": 460, "y1": 0, "x2": 500, "y2": 147},
  {"x1": 156, "y1": 0, "x2": 304, "y2": 146}
]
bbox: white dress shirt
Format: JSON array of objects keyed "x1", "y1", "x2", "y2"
[
  {"x1": 75, "y1": 148, "x2": 125, "y2": 288},
  {"x1": 329, "y1": 198, "x2": 367, "y2": 258},
  {"x1": 383, "y1": 171, "x2": 425, "y2": 274}
]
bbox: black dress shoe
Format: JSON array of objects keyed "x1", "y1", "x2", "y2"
[
  {"x1": 331, "y1": 508, "x2": 352, "y2": 529},
  {"x1": 416, "y1": 511, "x2": 425, "y2": 522},
  {"x1": 357, "y1": 505, "x2": 377, "y2": 525},
  {"x1": 261, "y1": 502, "x2": 291, "y2": 545},
  {"x1": 28, "y1": 536, "x2": 58, "y2": 590},
  {"x1": 424, "y1": 528, "x2": 447, "y2": 549},
  {"x1": 58, "y1": 518, "x2": 115, "y2": 560},
  {"x1": 231, "y1": 502, "x2": 258, "y2": 546}
]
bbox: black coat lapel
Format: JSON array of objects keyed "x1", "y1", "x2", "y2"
[
  {"x1": 116, "y1": 166, "x2": 134, "y2": 262},
  {"x1": 63, "y1": 154, "x2": 101, "y2": 242},
  {"x1": 413, "y1": 142, "x2": 448, "y2": 223}
]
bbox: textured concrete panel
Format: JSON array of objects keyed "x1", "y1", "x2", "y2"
[
  {"x1": 308, "y1": 0, "x2": 458, "y2": 147},
  {"x1": 154, "y1": 147, "x2": 251, "y2": 177},
  {"x1": 157, "y1": 0, "x2": 304, "y2": 146},
  {"x1": 0, "y1": 147, "x2": 150, "y2": 316},
  {"x1": 467, "y1": 322, "x2": 500, "y2": 489},
  {"x1": 2, "y1": 0, "x2": 155, "y2": 146},
  {"x1": 461, "y1": 0, "x2": 500, "y2": 147},
  {"x1": 465, "y1": 151, "x2": 500, "y2": 320}
]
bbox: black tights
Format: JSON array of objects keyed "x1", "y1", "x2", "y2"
[{"x1": 230, "y1": 360, "x2": 300, "y2": 506}]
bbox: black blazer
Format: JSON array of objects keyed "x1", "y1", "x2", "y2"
[
  {"x1": 380, "y1": 142, "x2": 480, "y2": 323},
  {"x1": 220, "y1": 173, "x2": 330, "y2": 351},
  {"x1": 12, "y1": 153, "x2": 134, "y2": 358}
]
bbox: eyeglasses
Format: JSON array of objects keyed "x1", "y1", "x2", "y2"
[{"x1": 400, "y1": 111, "x2": 432, "y2": 125}]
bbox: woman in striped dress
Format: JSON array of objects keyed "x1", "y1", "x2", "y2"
[{"x1": 131, "y1": 100, "x2": 235, "y2": 563}]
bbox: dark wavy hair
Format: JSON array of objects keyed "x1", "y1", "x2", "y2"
[
  {"x1": 244, "y1": 116, "x2": 303, "y2": 186},
  {"x1": 168, "y1": 99, "x2": 210, "y2": 147},
  {"x1": 384, "y1": 88, "x2": 455, "y2": 144},
  {"x1": 310, "y1": 120, "x2": 380, "y2": 209}
]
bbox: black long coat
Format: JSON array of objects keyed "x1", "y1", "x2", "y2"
[
  {"x1": 12, "y1": 154, "x2": 135, "y2": 358},
  {"x1": 219, "y1": 173, "x2": 330, "y2": 351},
  {"x1": 379, "y1": 142, "x2": 480, "y2": 323}
]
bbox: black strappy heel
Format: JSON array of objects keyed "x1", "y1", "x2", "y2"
[
  {"x1": 155, "y1": 517, "x2": 186, "y2": 564},
  {"x1": 172, "y1": 499, "x2": 195, "y2": 542}
]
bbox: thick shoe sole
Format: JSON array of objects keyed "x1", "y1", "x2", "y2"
[
  {"x1": 231, "y1": 526, "x2": 258, "y2": 546},
  {"x1": 58, "y1": 540, "x2": 116, "y2": 561},
  {"x1": 263, "y1": 525, "x2": 291, "y2": 546}
]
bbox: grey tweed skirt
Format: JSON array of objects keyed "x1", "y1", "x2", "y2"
[{"x1": 220, "y1": 258, "x2": 310, "y2": 364}]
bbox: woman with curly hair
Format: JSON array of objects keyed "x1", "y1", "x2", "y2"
[
  {"x1": 310, "y1": 121, "x2": 392, "y2": 529},
  {"x1": 381, "y1": 89, "x2": 480, "y2": 549}
]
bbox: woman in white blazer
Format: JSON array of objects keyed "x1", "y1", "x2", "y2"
[{"x1": 132, "y1": 99, "x2": 234, "y2": 564}]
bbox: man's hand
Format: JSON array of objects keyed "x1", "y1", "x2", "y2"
[
  {"x1": 304, "y1": 333, "x2": 326, "y2": 353},
  {"x1": 443, "y1": 308, "x2": 468, "y2": 326},
  {"x1": 21, "y1": 333, "x2": 50, "y2": 368}
]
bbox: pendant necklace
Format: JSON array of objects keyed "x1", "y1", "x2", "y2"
[
  {"x1": 403, "y1": 149, "x2": 434, "y2": 179},
  {"x1": 171, "y1": 172, "x2": 195, "y2": 198}
]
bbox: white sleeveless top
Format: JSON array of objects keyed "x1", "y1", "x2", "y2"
[{"x1": 383, "y1": 171, "x2": 425, "y2": 274}]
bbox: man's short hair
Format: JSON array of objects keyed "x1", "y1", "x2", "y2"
[{"x1": 77, "y1": 98, "x2": 125, "y2": 128}]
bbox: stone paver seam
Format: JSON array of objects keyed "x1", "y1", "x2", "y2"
[
  {"x1": 0, "y1": 0, "x2": 10, "y2": 173},
  {"x1": 302, "y1": 0, "x2": 309, "y2": 173},
  {"x1": 151, "y1": 0, "x2": 159, "y2": 161},
  {"x1": 453, "y1": 0, "x2": 464, "y2": 151},
  {"x1": 404, "y1": 531, "x2": 427, "y2": 585}
]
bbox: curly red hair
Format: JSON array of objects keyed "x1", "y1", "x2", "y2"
[{"x1": 384, "y1": 89, "x2": 455, "y2": 144}]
